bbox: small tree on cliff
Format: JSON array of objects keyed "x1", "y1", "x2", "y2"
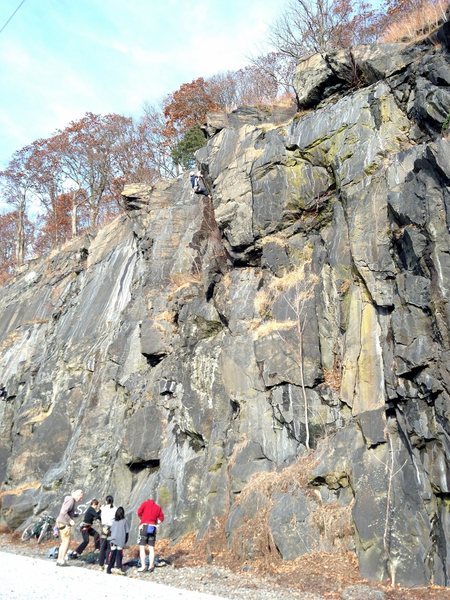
[
  {"x1": 163, "y1": 78, "x2": 220, "y2": 173},
  {"x1": 171, "y1": 125, "x2": 207, "y2": 170},
  {"x1": 270, "y1": 0, "x2": 377, "y2": 58},
  {"x1": 248, "y1": 51, "x2": 297, "y2": 97},
  {"x1": 254, "y1": 246, "x2": 320, "y2": 450}
]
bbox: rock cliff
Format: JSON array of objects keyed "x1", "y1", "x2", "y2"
[{"x1": 1, "y1": 27, "x2": 450, "y2": 587}]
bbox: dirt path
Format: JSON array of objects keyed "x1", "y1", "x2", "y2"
[
  {"x1": 1, "y1": 532, "x2": 448, "y2": 600},
  {"x1": 0, "y1": 551, "x2": 229, "y2": 600}
]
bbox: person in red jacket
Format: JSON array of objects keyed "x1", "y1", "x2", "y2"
[{"x1": 136, "y1": 497, "x2": 164, "y2": 573}]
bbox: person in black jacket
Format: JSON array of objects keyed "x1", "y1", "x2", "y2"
[{"x1": 70, "y1": 498, "x2": 101, "y2": 558}]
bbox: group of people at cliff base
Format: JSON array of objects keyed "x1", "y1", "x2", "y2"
[{"x1": 55, "y1": 489, "x2": 164, "y2": 575}]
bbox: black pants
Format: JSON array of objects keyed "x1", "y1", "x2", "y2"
[
  {"x1": 75, "y1": 526, "x2": 100, "y2": 555},
  {"x1": 107, "y1": 545, "x2": 123, "y2": 572},
  {"x1": 98, "y1": 533, "x2": 110, "y2": 566}
]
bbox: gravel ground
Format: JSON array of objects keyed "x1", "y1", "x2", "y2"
[
  {"x1": 0, "y1": 538, "x2": 312, "y2": 600},
  {"x1": 2, "y1": 534, "x2": 449, "y2": 600},
  {"x1": 0, "y1": 551, "x2": 227, "y2": 600}
]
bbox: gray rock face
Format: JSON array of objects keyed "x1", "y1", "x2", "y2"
[{"x1": 1, "y1": 29, "x2": 450, "y2": 588}]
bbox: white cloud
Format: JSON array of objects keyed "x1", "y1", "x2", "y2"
[{"x1": 0, "y1": 0, "x2": 285, "y2": 168}]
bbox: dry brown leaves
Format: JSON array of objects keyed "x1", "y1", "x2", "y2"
[{"x1": 1, "y1": 530, "x2": 449, "y2": 599}]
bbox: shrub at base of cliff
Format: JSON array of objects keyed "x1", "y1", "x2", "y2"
[{"x1": 224, "y1": 454, "x2": 354, "y2": 564}]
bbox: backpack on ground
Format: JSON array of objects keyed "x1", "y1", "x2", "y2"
[{"x1": 47, "y1": 546, "x2": 59, "y2": 559}]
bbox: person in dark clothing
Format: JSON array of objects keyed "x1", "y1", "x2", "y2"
[
  {"x1": 106, "y1": 507, "x2": 130, "y2": 575},
  {"x1": 71, "y1": 499, "x2": 101, "y2": 558}
]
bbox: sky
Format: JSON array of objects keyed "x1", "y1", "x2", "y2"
[{"x1": 0, "y1": 0, "x2": 286, "y2": 171}]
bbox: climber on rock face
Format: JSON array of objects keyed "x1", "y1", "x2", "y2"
[{"x1": 190, "y1": 170, "x2": 211, "y2": 199}]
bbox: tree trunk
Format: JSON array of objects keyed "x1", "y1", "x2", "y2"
[
  {"x1": 71, "y1": 195, "x2": 78, "y2": 237},
  {"x1": 89, "y1": 204, "x2": 99, "y2": 228},
  {"x1": 15, "y1": 206, "x2": 25, "y2": 265}
]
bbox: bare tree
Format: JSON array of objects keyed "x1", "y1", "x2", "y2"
[
  {"x1": 139, "y1": 103, "x2": 178, "y2": 179},
  {"x1": 232, "y1": 62, "x2": 281, "y2": 105},
  {"x1": 0, "y1": 145, "x2": 35, "y2": 265},
  {"x1": 26, "y1": 137, "x2": 65, "y2": 247},
  {"x1": 270, "y1": 0, "x2": 377, "y2": 58},
  {"x1": 0, "y1": 210, "x2": 32, "y2": 282},
  {"x1": 55, "y1": 112, "x2": 134, "y2": 227},
  {"x1": 254, "y1": 248, "x2": 320, "y2": 450},
  {"x1": 207, "y1": 72, "x2": 240, "y2": 111},
  {"x1": 249, "y1": 51, "x2": 297, "y2": 97},
  {"x1": 276, "y1": 283, "x2": 311, "y2": 449}
]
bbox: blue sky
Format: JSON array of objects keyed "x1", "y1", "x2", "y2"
[{"x1": 0, "y1": 0, "x2": 285, "y2": 170}]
